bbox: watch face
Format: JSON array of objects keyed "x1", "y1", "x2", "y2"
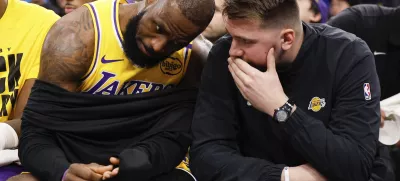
[{"x1": 276, "y1": 110, "x2": 288, "y2": 122}]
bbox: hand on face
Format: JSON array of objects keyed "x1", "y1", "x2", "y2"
[{"x1": 228, "y1": 48, "x2": 288, "y2": 116}]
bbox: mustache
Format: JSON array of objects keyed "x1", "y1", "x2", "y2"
[{"x1": 139, "y1": 39, "x2": 156, "y2": 56}]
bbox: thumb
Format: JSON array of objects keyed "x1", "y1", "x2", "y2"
[
  {"x1": 110, "y1": 157, "x2": 120, "y2": 165},
  {"x1": 266, "y1": 48, "x2": 276, "y2": 72}
]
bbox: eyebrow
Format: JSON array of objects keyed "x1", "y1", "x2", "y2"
[
  {"x1": 155, "y1": 18, "x2": 189, "y2": 44},
  {"x1": 226, "y1": 28, "x2": 257, "y2": 42},
  {"x1": 232, "y1": 35, "x2": 257, "y2": 42}
]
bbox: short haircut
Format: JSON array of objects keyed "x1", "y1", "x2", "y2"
[
  {"x1": 175, "y1": 0, "x2": 216, "y2": 30},
  {"x1": 223, "y1": 0, "x2": 300, "y2": 28}
]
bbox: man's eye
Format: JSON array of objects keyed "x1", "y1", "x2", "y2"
[
  {"x1": 239, "y1": 39, "x2": 250, "y2": 44},
  {"x1": 156, "y1": 25, "x2": 163, "y2": 33}
]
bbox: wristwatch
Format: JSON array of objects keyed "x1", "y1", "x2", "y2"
[{"x1": 273, "y1": 101, "x2": 294, "y2": 123}]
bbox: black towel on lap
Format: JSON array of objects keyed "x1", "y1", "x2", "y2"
[{"x1": 19, "y1": 80, "x2": 197, "y2": 181}]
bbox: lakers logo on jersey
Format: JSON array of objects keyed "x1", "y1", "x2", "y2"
[
  {"x1": 84, "y1": 71, "x2": 175, "y2": 95},
  {"x1": 160, "y1": 57, "x2": 183, "y2": 75}
]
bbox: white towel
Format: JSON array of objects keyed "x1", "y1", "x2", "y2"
[
  {"x1": 379, "y1": 93, "x2": 400, "y2": 145},
  {"x1": 0, "y1": 149, "x2": 19, "y2": 167}
]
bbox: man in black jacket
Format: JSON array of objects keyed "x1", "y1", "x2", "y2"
[
  {"x1": 328, "y1": 5, "x2": 400, "y2": 181},
  {"x1": 189, "y1": 0, "x2": 384, "y2": 180},
  {"x1": 328, "y1": 5, "x2": 400, "y2": 100}
]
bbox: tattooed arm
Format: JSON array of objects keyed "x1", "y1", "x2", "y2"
[
  {"x1": 39, "y1": 6, "x2": 94, "y2": 92},
  {"x1": 18, "y1": 7, "x2": 97, "y2": 181}
]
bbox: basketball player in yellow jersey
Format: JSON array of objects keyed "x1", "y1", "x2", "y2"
[
  {"x1": 15, "y1": 0, "x2": 214, "y2": 180},
  {"x1": 0, "y1": 0, "x2": 59, "y2": 172}
]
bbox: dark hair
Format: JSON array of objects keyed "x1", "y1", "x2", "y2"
[
  {"x1": 310, "y1": 0, "x2": 328, "y2": 23},
  {"x1": 175, "y1": 0, "x2": 216, "y2": 30},
  {"x1": 223, "y1": 0, "x2": 300, "y2": 28},
  {"x1": 310, "y1": 0, "x2": 321, "y2": 17}
]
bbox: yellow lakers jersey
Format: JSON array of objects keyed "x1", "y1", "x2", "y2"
[
  {"x1": 0, "y1": 0, "x2": 59, "y2": 122},
  {"x1": 81, "y1": 0, "x2": 192, "y2": 95}
]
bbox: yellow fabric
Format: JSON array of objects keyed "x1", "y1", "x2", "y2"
[
  {"x1": 80, "y1": 0, "x2": 192, "y2": 95},
  {"x1": 0, "y1": 0, "x2": 59, "y2": 122},
  {"x1": 176, "y1": 153, "x2": 191, "y2": 171}
]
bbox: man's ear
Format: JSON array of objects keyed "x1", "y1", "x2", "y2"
[
  {"x1": 280, "y1": 29, "x2": 295, "y2": 51},
  {"x1": 310, "y1": 13, "x2": 322, "y2": 23}
]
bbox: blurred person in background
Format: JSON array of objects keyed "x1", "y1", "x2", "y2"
[
  {"x1": 64, "y1": 0, "x2": 94, "y2": 14},
  {"x1": 297, "y1": 0, "x2": 329, "y2": 23},
  {"x1": 25, "y1": 0, "x2": 61, "y2": 14},
  {"x1": 328, "y1": 4, "x2": 400, "y2": 101},
  {"x1": 49, "y1": 0, "x2": 66, "y2": 16},
  {"x1": 328, "y1": 5, "x2": 400, "y2": 181},
  {"x1": 0, "y1": 0, "x2": 59, "y2": 180},
  {"x1": 330, "y1": 0, "x2": 359, "y2": 17},
  {"x1": 202, "y1": 0, "x2": 226, "y2": 43}
]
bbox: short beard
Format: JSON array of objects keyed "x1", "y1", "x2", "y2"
[
  {"x1": 250, "y1": 48, "x2": 289, "y2": 72},
  {"x1": 122, "y1": 11, "x2": 170, "y2": 68}
]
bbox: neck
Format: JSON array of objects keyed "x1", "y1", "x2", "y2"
[
  {"x1": 119, "y1": 1, "x2": 145, "y2": 34},
  {"x1": 0, "y1": 0, "x2": 8, "y2": 20}
]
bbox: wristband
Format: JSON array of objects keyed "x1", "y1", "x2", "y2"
[{"x1": 284, "y1": 167, "x2": 290, "y2": 181}]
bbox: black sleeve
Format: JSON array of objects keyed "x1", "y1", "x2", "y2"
[
  {"x1": 189, "y1": 37, "x2": 285, "y2": 181},
  {"x1": 116, "y1": 108, "x2": 193, "y2": 181},
  {"x1": 282, "y1": 39, "x2": 380, "y2": 181},
  {"x1": 327, "y1": 8, "x2": 360, "y2": 34},
  {"x1": 19, "y1": 120, "x2": 70, "y2": 181}
]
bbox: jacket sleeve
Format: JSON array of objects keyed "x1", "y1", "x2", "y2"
[
  {"x1": 116, "y1": 106, "x2": 193, "y2": 181},
  {"x1": 189, "y1": 38, "x2": 285, "y2": 181},
  {"x1": 19, "y1": 120, "x2": 70, "y2": 181},
  {"x1": 327, "y1": 8, "x2": 360, "y2": 34},
  {"x1": 282, "y1": 39, "x2": 380, "y2": 181}
]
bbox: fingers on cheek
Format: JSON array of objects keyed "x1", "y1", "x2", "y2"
[{"x1": 242, "y1": 74, "x2": 255, "y2": 90}]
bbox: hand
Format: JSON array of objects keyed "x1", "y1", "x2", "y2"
[
  {"x1": 7, "y1": 173, "x2": 39, "y2": 181},
  {"x1": 63, "y1": 163, "x2": 113, "y2": 181},
  {"x1": 380, "y1": 109, "x2": 386, "y2": 128},
  {"x1": 287, "y1": 164, "x2": 327, "y2": 181},
  {"x1": 102, "y1": 157, "x2": 120, "y2": 180},
  {"x1": 228, "y1": 48, "x2": 288, "y2": 116}
]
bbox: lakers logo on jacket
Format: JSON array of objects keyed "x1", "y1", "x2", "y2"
[{"x1": 308, "y1": 97, "x2": 326, "y2": 112}]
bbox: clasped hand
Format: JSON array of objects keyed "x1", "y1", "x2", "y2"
[{"x1": 63, "y1": 157, "x2": 120, "y2": 181}]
